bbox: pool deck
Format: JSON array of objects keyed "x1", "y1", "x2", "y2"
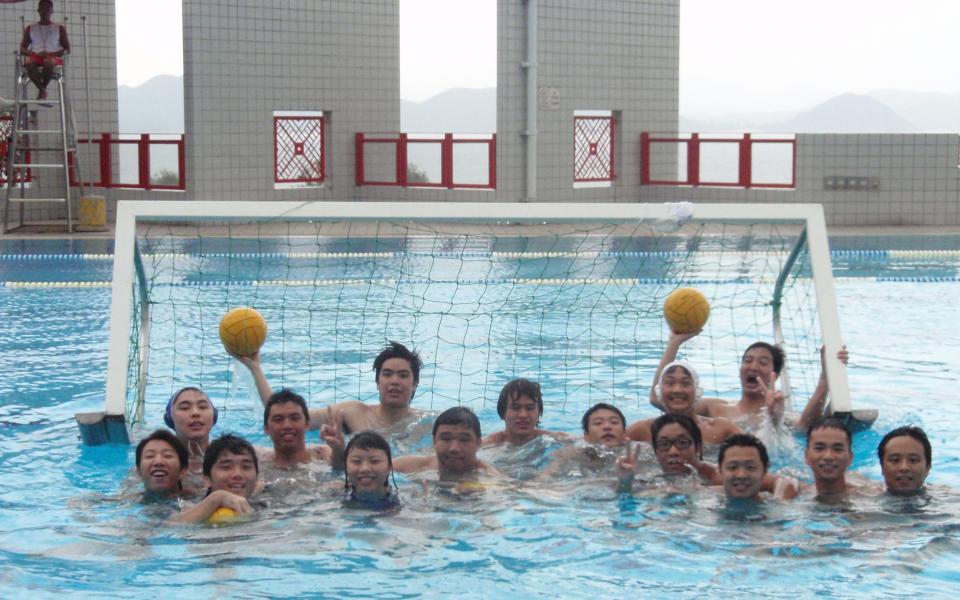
[{"x1": 2, "y1": 222, "x2": 960, "y2": 241}]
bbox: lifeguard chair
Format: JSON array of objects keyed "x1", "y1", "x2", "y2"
[{"x1": 2, "y1": 48, "x2": 79, "y2": 233}]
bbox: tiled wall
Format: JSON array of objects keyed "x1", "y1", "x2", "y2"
[
  {"x1": 1, "y1": 0, "x2": 118, "y2": 224},
  {"x1": 645, "y1": 134, "x2": 960, "y2": 226},
  {"x1": 182, "y1": 0, "x2": 399, "y2": 201}
]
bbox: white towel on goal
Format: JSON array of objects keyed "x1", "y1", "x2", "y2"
[{"x1": 653, "y1": 201, "x2": 694, "y2": 232}]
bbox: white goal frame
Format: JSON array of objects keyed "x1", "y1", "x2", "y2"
[{"x1": 88, "y1": 200, "x2": 852, "y2": 443}]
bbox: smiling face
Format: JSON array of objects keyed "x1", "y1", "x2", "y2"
[
  {"x1": 805, "y1": 427, "x2": 852, "y2": 484},
  {"x1": 881, "y1": 436, "x2": 930, "y2": 495},
  {"x1": 171, "y1": 389, "x2": 215, "y2": 444},
  {"x1": 137, "y1": 439, "x2": 184, "y2": 495},
  {"x1": 584, "y1": 408, "x2": 626, "y2": 448},
  {"x1": 346, "y1": 446, "x2": 391, "y2": 495},
  {"x1": 720, "y1": 445, "x2": 767, "y2": 500},
  {"x1": 206, "y1": 449, "x2": 258, "y2": 498},
  {"x1": 661, "y1": 366, "x2": 696, "y2": 415},
  {"x1": 264, "y1": 401, "x2": 308, "y2": 455},
  {"x1": 433, "y1": 423, "x2": 480, "y2": 474},
  {"x1": 739, "y1": 346, "x2": 777, "y2": 395},
  {"x1": 653, "y1": 423, "x2": 697, "y2": 475},
  {"x1": 376, "y1": 357, "x2": 417, "y2": 410},
  {"x1": 503, "y1": 394, "x2": 540, "y2": 439}
]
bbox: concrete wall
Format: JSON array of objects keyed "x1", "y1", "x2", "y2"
[
  {"x1": 644, "y1": 134, "x2": 960, "y2": 226},
  {"x1": 1, "y1": 0, "x2": 118, "y2": 225}
]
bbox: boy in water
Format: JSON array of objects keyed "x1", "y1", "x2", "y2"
[
  {"x1": 170, "y1": 434, "x2": 260, "y2": 524},
  {"x1": 877, "y1": 426, "x2": 932, "y2": 496},
  {"x1": 484, "y1": 378, "x2": 569, "y2": 446},
  {"x1": 393, "y1": 407, "x2": 501, "y2": 481},
  {"x1": 234, "y1": 341, "x2": 427, "y2": 436},
  {"x1": 259, "y1": 389, "x2": 344, "y2": 471},
  {"x1": 715, "y1": 433, "x2": 798, "y2": 502},
  {"x1": 135, "y1": 429, "x2": 188, "y2": 501},
  {"x1": 803, "y1": 417, "x2": 860, "y2": 503}
]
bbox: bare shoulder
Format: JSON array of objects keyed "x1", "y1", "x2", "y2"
[
  {"x1": 626, "y1": 418, "x2": 654, "y2": 441},
  {"x1": 310, "y1": 445, "x2": 333, "y2": 460},
  {"x1": 393, "y1": 454, "x2": 436, "y2": 473},
  {"x1": 483, "y1": 431, "x2": 507, "y2": 446},
  {"x1": 699, "y1": 397, "x2": 734, "y2": 417}
]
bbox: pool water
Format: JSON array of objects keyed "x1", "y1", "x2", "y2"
[{"x1": 1, "y1": 236, "x2": 960, "y2": 598}]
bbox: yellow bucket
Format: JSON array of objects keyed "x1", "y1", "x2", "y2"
[{"x1": 78, "y1": 195, "x2": 106, "y2": 228}]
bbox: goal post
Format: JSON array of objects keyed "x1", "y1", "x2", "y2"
[{"x1": 79, "y1": 200, "x2": 856, "y2": 445}]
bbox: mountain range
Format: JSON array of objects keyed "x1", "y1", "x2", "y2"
[
  {"x1": 119, "y1": 76, "x2": 959, "y2": 135},
  {"x1": 117, "y1": 77, "x2": 959, "y2": 180}
]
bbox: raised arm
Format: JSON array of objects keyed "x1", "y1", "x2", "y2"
[
  {"x1": 649, "y1": 329, "x2": 702, "y2": 410},
  {"x1": 230, "y1": 350, "x2": 273, "y2": 405},
  {"x1": 796, "y1": 346, "x2": 849, "y2": 431}
]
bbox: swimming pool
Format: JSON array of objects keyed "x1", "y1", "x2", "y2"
[{"x1": 1, "y1": 234, "x2": 959, "y2": 598}]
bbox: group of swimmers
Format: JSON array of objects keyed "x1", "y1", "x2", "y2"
[{"x1": 133, "y1": 336, "x2": 934, "y2": 524}]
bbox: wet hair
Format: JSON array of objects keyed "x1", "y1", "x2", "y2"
[
  {"x1": 805, "y1": 417, "x2": 852, "y2": 449},
  {"x1": 263, "y1": 388, "x2": 309, "y2": 426},
  {"x1": 580, "y1": 402, "x2": 626, "y2": 433},
  {"x1": 343, "y1": 430, "x2": 395, "y2": 491},
  {"x1": 742, "y1": 342, "x2": 785, "y2": 375},
  {"x1": 202, "y1": 433, "x2": 259, "y2": 477},
  {"x1": 163, "y1": 386, "x2": 218, "y2": 430},
  {"x1": 135, "y1": 429, "x2": 188, "y2": 471},
  {"x1": 650, "y1": 413, "x2": 703, "y2": 459},
  {"x1": 878, "y1": 426, "x2": 931, "y2": 467},
  {"x1": 373, "y1": 341, "x2": 423, "y2": 384},
  {"x1": 718, "y1": 433, "x2": 769, "y2": 471},
  {"x1": 432, "y1": 406, "x2": 481, "y2": 440},
  {"x1": 496, "y1": 378, "x2": 543, "y2": 419}
]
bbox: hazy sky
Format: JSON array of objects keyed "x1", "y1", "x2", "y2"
[{"x1": 115, "y1": 0, "x2": 959, "y2": 115}]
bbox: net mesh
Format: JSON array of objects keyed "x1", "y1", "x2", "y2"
[{"x1": 124, "y1": 219, "x2": 823, "y2": 424}]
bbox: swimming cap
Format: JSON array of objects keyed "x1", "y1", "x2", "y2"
[
  {"x1": 655, "y1": 360, "x2": 703, "y2": 404},
  {"x1": 163, "y1": 387, "x2": 218, "y2": 429}
]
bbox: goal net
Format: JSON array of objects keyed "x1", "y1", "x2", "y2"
[{"x1": 94, "y1": 201, "x2": 851, "y2": 443}]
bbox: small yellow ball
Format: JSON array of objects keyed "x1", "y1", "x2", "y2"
[
  {"x1": 663, "y1": 288, "x2": 710, "y2": 333},
  {"x1": 208, "y1": 506, "x2": 237, "y2": 525},
  {"x1": 219, "y1": 307, "x2": 268, "y2": 357}
]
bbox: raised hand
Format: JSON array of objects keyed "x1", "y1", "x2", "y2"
[
  {"x1": 616, "y1": 440, "x2": 642, "y2": 480},
  {"x1": 320, "y1": 407, "x2": 346, "y2": 468},
  {"x1": 757, "y1": 373, "x2": 785, "y2": 424},
  {"x1": 669, "y1": 328, "x2": 703, "y2": 346}
]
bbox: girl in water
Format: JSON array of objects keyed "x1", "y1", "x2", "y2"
[{"x1": 343, "y1": 431, "x2": 400, "y2": 510}]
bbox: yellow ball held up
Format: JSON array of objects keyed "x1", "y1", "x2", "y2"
[
  {"x1": 663, "y1": 287, "x2": 710, "y2": 333},
  {"x1": 219, "y1": 307, "x2": 268, "y2": 357}
]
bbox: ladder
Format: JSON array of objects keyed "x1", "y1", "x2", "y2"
[{"x1": 2, "y1": 52, "x2": 76, "y2": 233}]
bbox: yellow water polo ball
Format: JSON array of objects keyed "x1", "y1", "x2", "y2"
[
  {"x1": 219, "y1": 307, "x2": 268, "y2": 357},
  {"x1": 663, "y1": 287, "x2": 710, "y2": 333},
  {"x1": 207, "y1": 506, "x2": 238, "y2": 525}
]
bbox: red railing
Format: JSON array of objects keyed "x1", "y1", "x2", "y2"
[
  {"x1": 641, "y1": 132, "x2": 796, "y2": 189},
  {"x1": 355, "y1": 132, "x2": 496, "y2": 189},
  {"x1": 69, "y1": 133, "x2": 186, "y2": 191}
]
